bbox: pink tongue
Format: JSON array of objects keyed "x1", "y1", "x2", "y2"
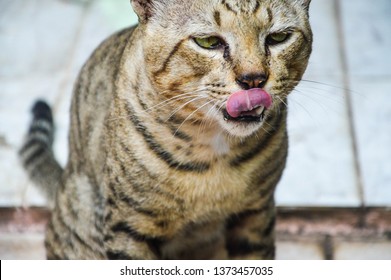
[{"x1": 226, "y1": 88, "x2": 272, "y2": 118}]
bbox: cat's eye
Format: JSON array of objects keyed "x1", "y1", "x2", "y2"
[
  {"x1": 194, "y1": 36, "x2": 224, "y2": 49},
  {"x1": 266, "y1": 32, "x2": 290, "y2": 46}
]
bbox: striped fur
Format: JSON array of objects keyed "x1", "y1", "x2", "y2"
[
  {"x1": 20, "y1": 0, "x2": 312, "y2": 259},
  {"x1": 19, "y1": 101, "x2": 63, "y2": 206}
]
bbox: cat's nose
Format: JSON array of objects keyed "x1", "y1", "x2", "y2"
[{"x1": 236, "y1": 73, "x2": 268, "y2": 90}]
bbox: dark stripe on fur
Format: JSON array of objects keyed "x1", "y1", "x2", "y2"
[
  {"x1": 32, "y1": 100, "x2": 53, "y2": 122},
  {"x1": 214, "y1": 11, "x2": 221, "y2": 26},
  {"x1": 154, "y1": 39, "x2": 185, "y2": 77},
  {"x1": 221, "y1": 0, "x2": 237, "y2": 14},
  {"x1": 125, "y1": 103, "x2": 210, "y2": 172},
  {"x1": 262, "y1": 215, "x2": 276, "y2": 237},
  {"x1": 226, "y1": 208, "x2": 265, "y2": 229},
  {"x1": 45, "y1": 222, "x2": 65, "y2": 259},
  {"x1": 106, "y1": 250, "x2": 133, "y2": 260},
  {"x1": 45, "y1": 240, "x2": 63, "y2": 260},
  {"x1": 133, "y1": 71, "x2": 150, "y2": 111},
  {"x1": 252, "y1": 142, "x2": 287, "y2": 193},
  {"x1": 56, "y1": 210, "x2": 95, "y2": 252},
  {"x1": 253, "y1": 1, "x2": 260, "y2": 14},
  {"x1": 110, "y1": 222, "x2": 157, "y2": 242},
  {"x1": 28, "y1": 125, "x2": 51, "y2": 137},
  {"x1": 118, "y1": 192, "x2": 159, "y2": 218},
  {"x1": 170, "y1": 127, "x2": 192, "y2": 142},
  {"x1": 23, "y1": 146, "x2": 46, "y2": 168},
  {"x1": 110, "y1": 149, "x2": 185, "y2": 213},
  {"x1": 19, "y1": 100, "x2": 63, "y2": 203},
  {"x1": 73, "y1": 80, "x2": 84, "y2": 152},
  {"x1": 227, "y1": 239, "x2": 274, "y2": 258},
  {"x1": 223, "y1": 44, "x2": 232, "y2": 62},
  {"x1": 111, "y1": 143, "x2": 186, "y2": 214},
  {"x1": 104, "y1": 234, "x2": 114, "y2": 242},
  {"x1": 266, "y1": 7, "x2": 273, "y2": 23},
  {"x1": 230, "y1": 112, "x2": 284, "y2": 167},
  {"x1": 118, "y1": 140, "x2": 159, "y2": 180},
  {"x1": 19, "y1": 139, "x2": 45, "y2": 154}
]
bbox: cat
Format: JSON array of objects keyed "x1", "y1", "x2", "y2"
[{"x1": 19, "y1": 0, "x2": 312, "y2": 259}]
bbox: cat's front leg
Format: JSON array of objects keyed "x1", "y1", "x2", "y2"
[
  {"x1": 102, "y1": 193, "x2": 163, "y2": 260},
  {"x1": 103, "y1": 216, "x2": 162, "y2": 260},
  {"x1": 226, "y1": 200, "x2": 276, "y2": 260},
  {"x1": 102, "y1": 166, "x2": 165, "y2": 259}
]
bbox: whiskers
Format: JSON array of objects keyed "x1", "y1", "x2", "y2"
[
  {"x1": 145, "y1": 88, "x2": 207, "y2": 114},
  {"x1": 108, "y1": 84, "x2": 227, "y2": 139},
  {"x1": 173, "y1": 99, "x2": 217, "y2": 137},
  {"x1": 279, "y1": 78, "x2": 363, "y2": 123},
  {"x1": 152, "y1": 88, "x2": 224, "y2": 140},
  {"x1": 195, "y1": 99, "x2": 226, "y2": 138},
  {"x1": 108, "y1": 85, "x2": 211, "y2": 123}
]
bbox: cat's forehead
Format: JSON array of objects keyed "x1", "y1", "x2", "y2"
[
  {"x1": 178, "y1": 0, "x2": 298, "y2": 14},
  {"x1": 219, "y1": 0, "x2": 263, "y2": 14},
  {"x1": 142, "y1": 0, "x2": 310, "y2": 40},
  {"x1": 161, "y1": 0, "x2": 304, "y2": 27}
]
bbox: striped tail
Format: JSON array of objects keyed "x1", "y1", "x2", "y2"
[{"x1": 19, "y1": 100, "x2": 64, "y2": 205}]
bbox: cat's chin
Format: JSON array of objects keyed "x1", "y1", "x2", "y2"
[{"x1": 218, "y1": 109, "x2": 265, "y2": 138}]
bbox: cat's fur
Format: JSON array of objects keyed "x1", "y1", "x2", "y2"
[{"x1": 20, "y1": 0, "x2": 312, "y2": 259}]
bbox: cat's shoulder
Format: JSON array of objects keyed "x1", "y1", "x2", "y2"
[{"x1": 85, "y1": 26, "x2": 138, "y2": 67}]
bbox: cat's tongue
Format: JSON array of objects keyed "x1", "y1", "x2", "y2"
[{"x1": 226, "y1": 88, "x2": 272, "y2": 118}]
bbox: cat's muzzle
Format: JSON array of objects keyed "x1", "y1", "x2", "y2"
[
  {"x1": 222, "y1": 106, "x2": 266, "y2": 123},
  {"x1": 223, "y1": 88, "x2": 271, "y2": 123}
]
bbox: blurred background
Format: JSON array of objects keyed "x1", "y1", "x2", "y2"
[{"x1": 0, "y1": 0, "x2": 390, "y2": 259}]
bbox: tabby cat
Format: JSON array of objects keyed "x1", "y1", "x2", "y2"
[{"x1": 20, "y1": 0, "x2": 312, "y2": 259}]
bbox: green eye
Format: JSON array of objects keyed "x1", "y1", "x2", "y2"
[
  {"x1": 266, "y1": 32, "x2": 290, "y2": 45},
  {"x1": 194, "y1": 36, "x2": 224, "y2": 49}
]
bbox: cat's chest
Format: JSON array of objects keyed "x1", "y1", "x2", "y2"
[
  {"x1": 170, "y1": 155, "x2": 256, "y2": 221},
  {"x1": 165, "y1": 131, "x2": 262, "y2": 218},
  {"x1": 209, "y1": 132, "x2": 230, "y2": 156}
]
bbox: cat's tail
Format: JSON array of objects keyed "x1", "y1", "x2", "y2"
[{"x1": 19, "y1": 100, "x2": 64, "y2": 205}]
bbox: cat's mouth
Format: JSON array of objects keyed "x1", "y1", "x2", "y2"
[
  {"x1": 222, "y1": 106, "x2": 266, "y2": 123},
  {"x1": 223, "y1": 88, "x2": 272, "y2": 123}
]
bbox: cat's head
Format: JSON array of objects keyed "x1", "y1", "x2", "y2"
[{"x1": 131, "y1": 0, "x2": 312, "y2": 138}]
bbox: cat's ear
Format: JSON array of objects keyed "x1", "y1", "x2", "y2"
[
  {"x1": 130, "y1": 0, "x2": 159, "y2": 24},
  {"x1": 295, "y1": 0, "x2": 311, "y2": 12}
]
